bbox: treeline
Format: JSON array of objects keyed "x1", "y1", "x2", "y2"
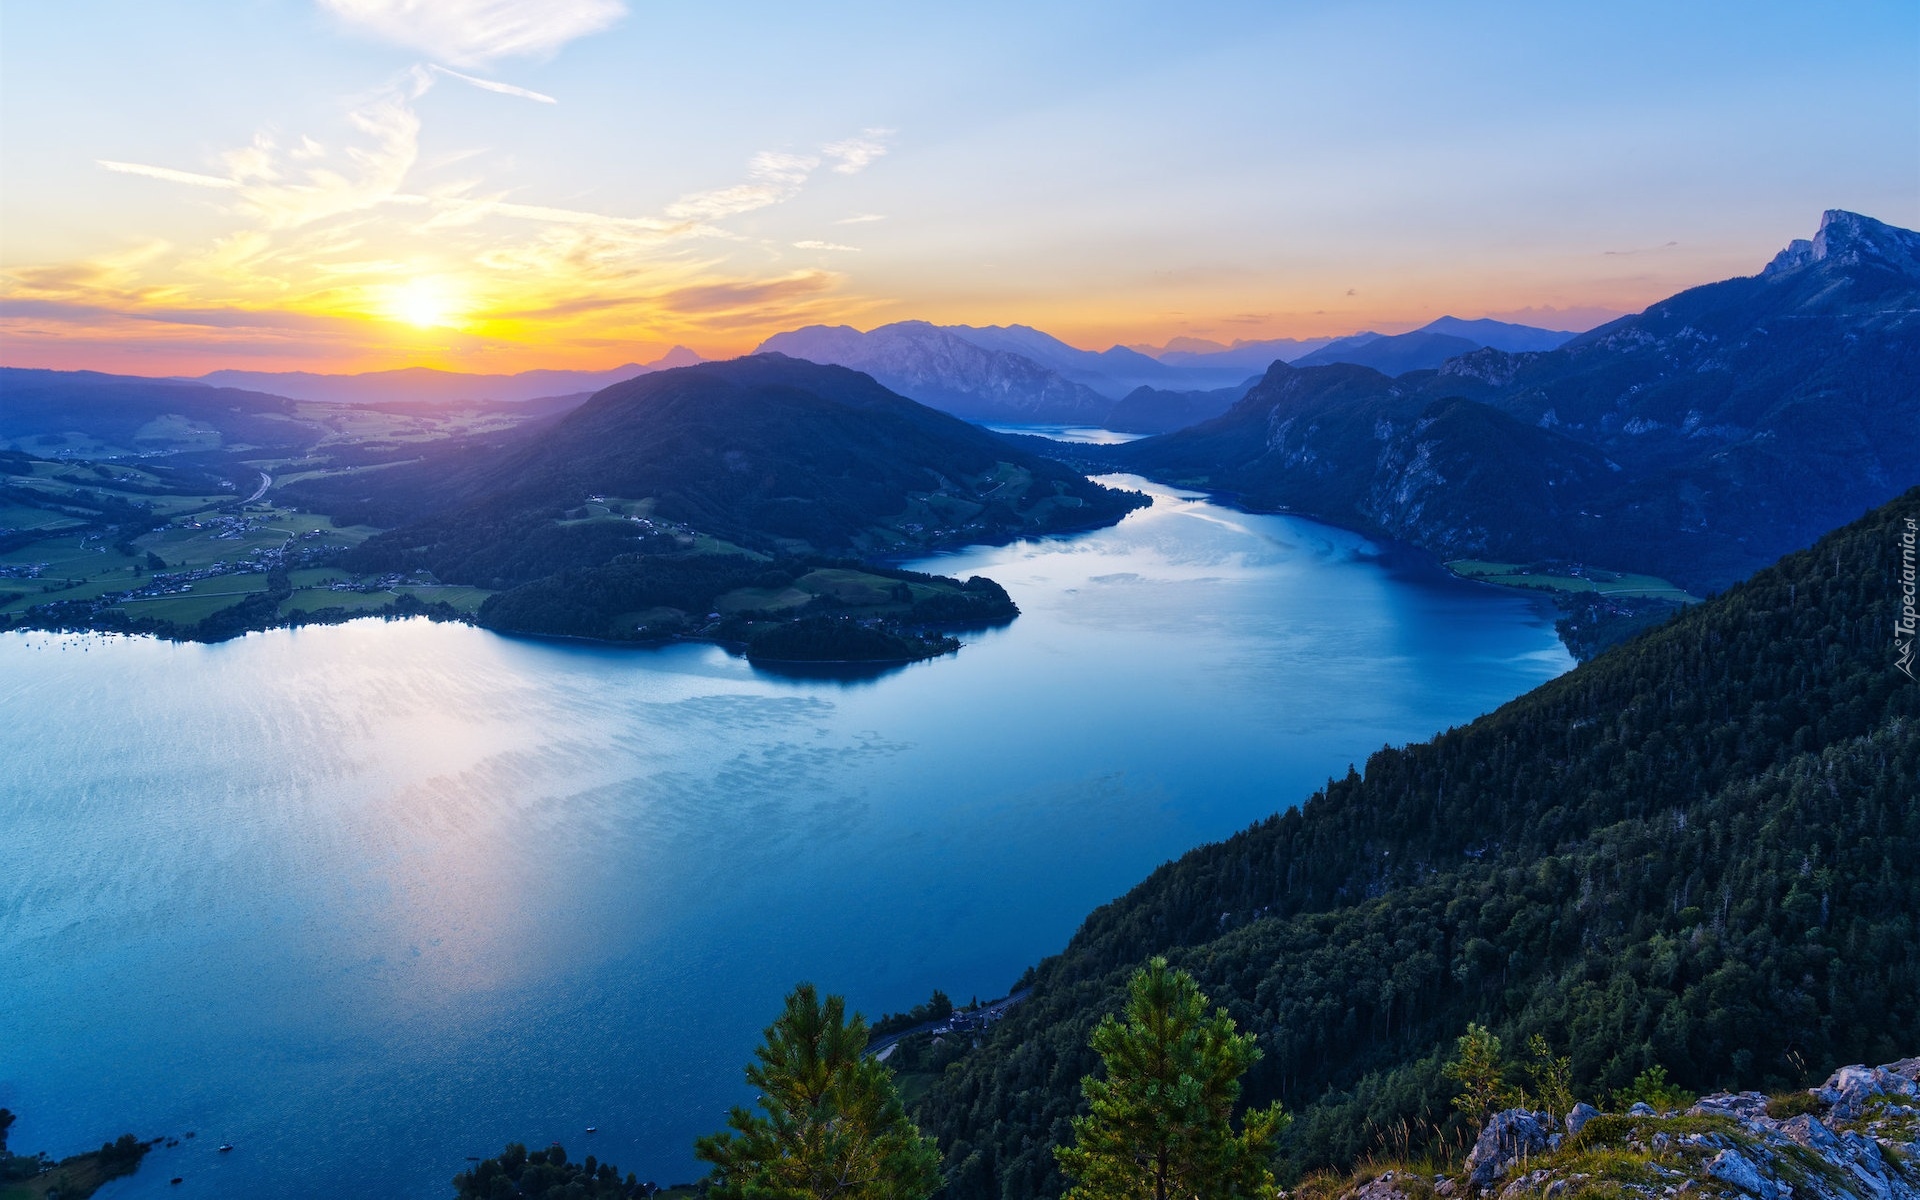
[
  {"x1": 744, "y1": 616, "x2": 958, "y2": 664},
  {"x1": 8, "y1": 577, "x2": 469, "y2": 644},
  {"x1": 0, "y1": 1109, "x2": 149, "y2": 1196},
  {"x1": 453, "y1": 1142, "x2": 651, "y2": 1200},
  {"x1": 474, "y1": 553, "x2": 1015, "y2": 648},
  {"x1": 910, "y1": 487, "x2": 1920, "y2": 1195},
  {"x1": 343, "y1": 507, "x2": 678, "y2": 589}
]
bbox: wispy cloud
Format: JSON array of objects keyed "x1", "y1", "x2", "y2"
[
  {"x1": 1603, "y1": 240, "x2": 1680, "y2": 257},
  {"x1": 666, "y1": 152, "x2": 819, "y2": 221},
  {"x1": 316, "y1": 0, "x2": 626, "y2": 67},
  {"x1": 97, "y1": 161, "x2": 237, "y2": 189},
  {"x1": 36, "y1": 88, "x2": 896, "y2": 369},
  {"x1": 660, "y1": 273, "x2": 837, "y2": 315},
  {"x1": 428, "y1": 64, "x2": 557, "y2": 104},
  {"x1": 822, "y1": 129, "x2": 892, "y2": 175},
  {"x1": 835, "y1": 213, "x2": 886, "y2": 225}
]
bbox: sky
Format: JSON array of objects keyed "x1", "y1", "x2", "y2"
[{"x1": 1, "y1": 0, "x2": 1916, "y2": 375}]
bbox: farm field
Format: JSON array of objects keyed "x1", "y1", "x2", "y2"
[{"x1": 1446, "y1": 559, "x2": 1701, "y2": 602}]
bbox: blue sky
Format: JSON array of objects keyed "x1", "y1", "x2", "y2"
[{"x1": 1, "y1": 0, "x2": 1915, "y2": 371}]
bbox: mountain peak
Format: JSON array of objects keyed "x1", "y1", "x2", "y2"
[
  {"x1": 646, "y1": 345, "x2": 706, "y2": 369},
  {"x1": 1762, "y1": 210, "x2": 1920, "y2": 278}
]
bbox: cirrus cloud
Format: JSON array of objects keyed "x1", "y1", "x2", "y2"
[
  {"x1": 822, "y1": 129, "x2": 892, "y2": 175},
  {"x1": 316, "y1": 0, "x2": 626, "y2": 67}
]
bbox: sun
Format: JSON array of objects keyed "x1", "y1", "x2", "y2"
[{"x1": 380, "y1": 277, "x2": 468, "y2": 329}]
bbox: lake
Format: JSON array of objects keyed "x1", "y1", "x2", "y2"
[{"x1": 0, "y1": 476, "x2": 1571, "y2": 1198}]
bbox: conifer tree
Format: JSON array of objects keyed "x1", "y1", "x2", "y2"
[
  {"x1": 1525, "y1": 1034, "x2": 1575, "y2": 1121},
  {"x1": 1446, "y1": 1024, "x2": 1518, "y2": 1122},
  {"x1": 1054, "y1": 957, "x2": 1288, "y2": 1200},
  {"x1": 695, "y1": 983, "x2": 941, "y2": 1200}
]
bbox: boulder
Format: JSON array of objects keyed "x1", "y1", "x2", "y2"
[
  {"x1": 1705, "y1": 1148, "x2": 1778, "y2": 1200},
  {"x1": 1627, "y1": 1101, "x2": 1656, "y2": 1116},
  {"x1": 1465, "y1": 1109, "x2": 1555, "y2": 1191},
  {"x1": 1348, "y1": 1169, "x2": 1412, "y2": 1200},
  {"x1": 1564, "y1": 1103, "x2": 1599, "y2": 1136},
  {"x1": 1692, "y1": 1091, "x2": 1771, "y2": 1122},
  {"x1": 1779, "y1": 1112, "x2": 1840, "y2": 1152},
  {"x1": 1816, "y1": 1062, "x2": 1920, "y2": 1119}
]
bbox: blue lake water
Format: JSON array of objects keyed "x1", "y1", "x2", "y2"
[
  {"x1": 982, "y1": 424, "x2": 1145, "y2": 444},
  {"x1": 0, "y1": 477, "x2": 1570, "y2": 1198}
]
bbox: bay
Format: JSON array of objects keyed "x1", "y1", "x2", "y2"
[{"x1": 0, "y1": 476, "x2": 1570, "y2": 1198}]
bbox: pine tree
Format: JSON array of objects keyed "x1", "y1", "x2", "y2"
[
  {"x1": 695, "y1": 983, "x2": 941, "y2": 1200},
  {"x1": 1525, "y1": 1034, "x2": 1575, "y2": 1121},
  {"x1": 1054, "y1": 957, "x2": 1288, "y2": 1200},
  {"x1": 1445, "y1": 1024, "x2": 1518, "y2": 1122}
]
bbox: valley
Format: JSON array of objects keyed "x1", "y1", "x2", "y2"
[
  {"x1": 6, "y1": 6, "x2": 1917, "y2": 1198},
  {"x1": 0, "y1": 359, "x2": 1144, "y2": 659},
  {"x1": 2, "y1": 196, "x2": 1916, "y2": 1199}
]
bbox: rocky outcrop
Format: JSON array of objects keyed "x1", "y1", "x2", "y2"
[
  {"x1": 1464, "y1": 1110, "x2": 1557, "y2": 1191},
  {"x1": 1348, "y1": 1169, "x2": 1417, "y2": 1200},
  {"x1": 1815, "y1": 1062, "x2": 1920, "y2": 1120},
  {"x1": 1422, "y1": 1056, "x2": 1920, "y2": 1199}
]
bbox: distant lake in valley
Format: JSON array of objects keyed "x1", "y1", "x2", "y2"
[
  {"x1": 982, "y1": 423, "x2": 1146, "y2": 444},
  {"x1": 0, "y1": 476, "x2": 1571, "y2": 1199}
]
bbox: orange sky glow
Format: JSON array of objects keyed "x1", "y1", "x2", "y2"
[{"x1": 3, "y1": 2, "x2": 1914, "y2": 377}]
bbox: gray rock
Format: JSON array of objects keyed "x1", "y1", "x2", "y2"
[
  {"x1": 1349, "y1": 1170, "x2": 1411, "y2": 1200},
  {"x1": 1565, "y1": 1103, "x2": 1600, "y2": 1135},
  {"x1": 1838, "y1": 1131, "x2": 1895, "y2": 1200},
  {"x1": 1705, "y1": 1148, "x2": 1777, "y2": 1200},
  {"x1": 1780, "y1": 1112, "x2": 1840, "y2": 1152},
  {"x1": 1465, "y1": 1109, "x2": 1556, "y2": 1191},
  {"x1": 1498, "y1": 1168, "x2": 1551, "y2": 1199},
  {"x1": 1817, "y1": 1062, "x2": 1920, "y2": 1119},
  {"x1": 1629, "y1": 1101, "x2": 1657, "y2": 1116},
  {"x1": 1692, "y1": 1091, "x2": 1771, "y2": 1122},
  {"x1": 1887, "y1": 1057, "x2": 1920, "y2": 1085}
]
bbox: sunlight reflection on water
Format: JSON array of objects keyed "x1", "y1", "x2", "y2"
[{"x1": 0, "y1": 478, "x2": 1569, "y2": 1199}]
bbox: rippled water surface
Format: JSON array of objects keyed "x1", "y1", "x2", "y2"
[{"x1": 0, "y1": 478, "x2": 1570, "y2": 1198}]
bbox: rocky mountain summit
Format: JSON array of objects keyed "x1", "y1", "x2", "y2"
[
  {"x1": 1114, "y1": 209, "x2": 1920, "y2": 592},
  {"x1": 1327, "y1": 1057, "x2": 1920, "y2": 1200}
]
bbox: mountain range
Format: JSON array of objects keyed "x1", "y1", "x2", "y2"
[
  {"x1": 10, "y1": 210, "x2": 1911, "y2": 620},
  {"x1": 1108, "y1": 209, "x2": 1920, "y2": 592},
  {"x1": 755, "y1": 316, "x2": 1580, "y2": 428},
  {"x1": 190, "y1": 346, "x2": 706, "y2": 406}
]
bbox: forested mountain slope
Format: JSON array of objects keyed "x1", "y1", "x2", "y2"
[
  {"x1": 1114, "y1": 211, "x2": 1920, "y2": 591},
  {"x1": 293, "y1": 355, "x2": 1145, "y2": 587},
  {"x1": 915, "y1": 488, "x2": 1920, "y2": 1197}
]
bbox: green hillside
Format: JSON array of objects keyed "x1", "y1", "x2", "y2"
[{"x1": 912, "y1": 489, "x2": 1920, "y2": 1196}]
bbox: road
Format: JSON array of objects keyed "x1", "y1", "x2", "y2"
[
  {"x1": 866, "y1": 988, "x2": 1031, "y2": 1059},
  {"x1": 245, "y1": 471, "x2": 272, "y2": 503}
]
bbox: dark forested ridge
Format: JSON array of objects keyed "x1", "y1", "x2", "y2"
[
  {"x1": 299, "y1": 354, "x2": 1146, "y2": 573},
  {"x1": 914, "y1": 488, "x2": 1920, "y2": 1198},
  {"x1": 1113, "y1": 210, "x2": 1920, "y2": 593},
  {"x1": 288, "y1": 356, "x2": 1141, "y2": 653}
]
